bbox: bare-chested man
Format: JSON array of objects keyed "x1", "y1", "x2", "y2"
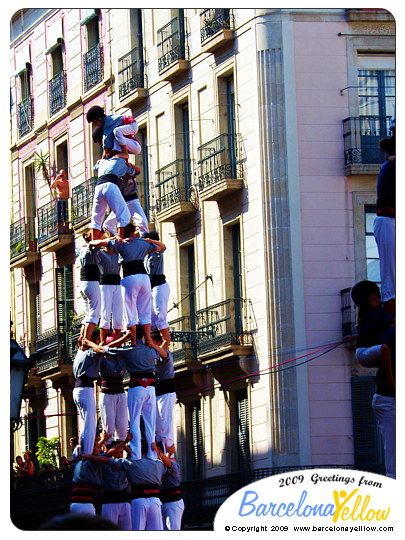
[{"x1": 51, "y1": 169, "x2": 70, "y2": 233}]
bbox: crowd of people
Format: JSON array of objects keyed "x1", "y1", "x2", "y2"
[
  {"x1": 67, "y1": 106, "x2": 183, "y2": 530},
  {"x1": 351, "y1": 114, "x2": 396, "y2": 479}
]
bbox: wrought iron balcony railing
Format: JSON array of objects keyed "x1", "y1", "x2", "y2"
[
  {"x1": 200, "y1": 9, "x2": 233, "y2": 44},
  {"x1": 17, "y1": 96, "x2": 34, "y2": 137},
  {"x1": 157, "y1": 17, "x2": 188, "y2": 74},
  {"x1": 343, "y1": 116, "x2": 392, "y2": 166},
  {"x1": 155, "y1": 159, "x2": 193, "y2": 213},
  {"x1": 33, "y1": 328, "x2": 60, "y2": 373},
  {"x1": 197, "y1": 134, "x2": 241, "y2": 191},
  {"x1": 169, "y1": 315, "x2": 199, "y2": 364},
  {"x1": 196, "y1": 298, "x2": 253, "y2": 355},
  {"x1": 83, "y1": 43, "x2": 103, "y2": 92},
  {"x1": 10, "y1": 217, "x2": 38, "y2": 261},
  {"x1": 71, "y1": 176, "x2": 98, "y2": 227},
  {"x1": 37, "y1": 199, "x2": 71, "y2": 244},
  {"x1": 118, "y1": 47, "x2": 145, "y2": 100},
  {"x1": 49, "y1": 70, "x2": 66, "y2": 117}
]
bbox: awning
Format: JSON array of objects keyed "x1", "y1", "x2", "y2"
[
  {"x1": 80, "y1": 8, "x2": 100, "y2": 26},
  {"x1": 14, "y1": 43, "x2": 31, "y2": 77},
  {"x1": 45, "y1": 17, "x2": 64, "y2": 54}
]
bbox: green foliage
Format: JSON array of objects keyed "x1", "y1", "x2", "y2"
[{"x1": 36, "y1": 436, "x2": 60, "y2": 470}]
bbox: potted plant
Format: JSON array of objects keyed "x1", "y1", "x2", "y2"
[
  {"x1": 36, "y1": 436, "x2": 60, "y2": 471},
  {"x1": 34, "y1": 149, "x2": 54, "y2": 199}
]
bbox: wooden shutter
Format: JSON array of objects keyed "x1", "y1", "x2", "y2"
[
  {"x1": 191, "y1": 401, "x2": 204, "y2": 479},
  {"x1": 237, "y1": 389, "x2": 250, "y2": 471}
]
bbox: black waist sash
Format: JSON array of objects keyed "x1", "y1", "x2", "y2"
[
  {"x1": 122, "y1": 260, "x2": 147, "y2": 277},
  {"x1": 155, "y1": 378, "x2": 176, "y2": 396},
  {"x1": 96, "y1": 174, "x2": 121, "y2": 188},
  {"x1": 100, "y1": 273, "x2": 121, "y2": 285},
  {"x1": 150, "y1": 274, "x2": 166, "y2": 288},
  {"x1": 101, "y1": 377, "x2": 125, "y2": 394},
  {"x1": 130, "y1": 483, "x2": 159, "y2": 500},
  {"x1": 71, "y1": 482, "x2": 97, "y2": 505},
  {"x1": 159, "y1": 486, "x2": 183, "y2": 504},
  {"x1": 124, "y1": 192, "x2": 138, "y2": 202},
  {"x1": 80, "y1": 265, "x2": 100, "y2": 281},
  {"x1": 103, "y1": 488, "x2": 129, "y2": 504},
  {"x1": 74, "y1": 376, "x2": 95, "y2": 388}
]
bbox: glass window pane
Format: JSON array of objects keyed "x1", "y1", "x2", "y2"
[
  {"x1": 367, "y1": 259, "x2": 381, "y2": 283},
  {"x1": 366, "y1": 236, "x2": 379, "y2": 259}
]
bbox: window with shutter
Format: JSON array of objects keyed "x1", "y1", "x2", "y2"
[
  {"x1": 191, "y1": 401, "x2": 204, "y2": 479},
  {"x1": 236, "y1": 389, "x2": 250, "y2": 471},
  {"x1": 351, "y1": 376, "x2": 385, "y2": 473},
  {"x1": 55, "y1": 265, "x2": 74, "y2": 361}
]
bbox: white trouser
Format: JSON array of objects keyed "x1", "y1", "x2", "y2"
[
  {"x1": 121, "y1": 274, "x2": 152, "y2": 327},
  {"x1": 79, "y1": 280, "x2": 101, "y2": 324},
  {"x1": 99, "y1": 392, "x2": 128, "y2": 445},
  {"x1": 131, "y1": 497, "x2": 163, "y2": 531},
  {"x1": 162, "y1": 499, "x2": 185, "y2": 530},
  {"x1": 103, "y1": 198, "x2": 149, "y2": 236},
  {"x1": 113, "y1": 122, "x2": 141, "y2": 155},
  {"x1": 90, "y1": 182, "x2": 131, "y2": 231},
  {"x1": 156, "y1": 392, "x2": 176, "y2": 451},
  {"x1": 70, "y1": 502, "x2": 96, "y2": 515},
  {"x1": 372, "y1": 393, "x2": 396, "y2": 478},
  {"x1": 73, "y1": 386, "x2": 97, "y2": 454},
  {"x1": 100, "y1": 284, "x2": 124, "y2": 329},
  {"x1": 102, "y1": 502, "x2": 132, "y2": 530},
  {"x1": 127, "y1": 385, "x2": 156, "y2": 460},
  {"x1": 151, "y1": 282, "x2": 170, "y2": 330},
  {"x1": 373, "y1": 215, "x2": 395, "y2": 302}
]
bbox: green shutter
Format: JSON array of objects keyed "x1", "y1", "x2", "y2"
[
  {"x1": 191, "y1": 402, "x2": 203, "y2": 479},
  {"x1": 55, "y1": 265, "x2": 74, "y2": 361},
  {"x1": 237, "y1": 389, "x2": 250, "y2": 471}
]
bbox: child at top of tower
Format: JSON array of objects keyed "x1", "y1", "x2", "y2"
[{"x1": 87, "y1": 105, "x2": 141, "y2": 162}]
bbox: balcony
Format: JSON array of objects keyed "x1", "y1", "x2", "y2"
[
  {"x1": 155, "y1": 159, "x2": 196, "y2": 223},
  {"x1": 10, "y1": 217, "x2": 40, "y2": 269},
  {"x1": 197, "y1": 134, "x2": 243, "y2": 201},
  {"x1": 71, "y1": 176, "x2": 98, "y2": 231},
  {"x1": 200, "y1": 9, "x2": 235, "y2": 54},
  {"x1": 118, "y1": 47, "x2": 147, "y2": 107},
  {"x1": 83, "y1": 43, "x2": 103, "y2": 92},
  {"x1": 196, "y1": 298, "x2": 254, "y2": 385},
  {"x1": 157, "y1": 17, "x2": 189, "y2": 81},
  {"x1": 169, "y1": 316, "x2": 199, "y2": 367},
  {"x1": 343, "y1": 116, "x2": 391, "y2": 175},
  {"x1": 33, "y1": 325, "x2": 78, "y2": 380},
  {"x1": 49, "y1": 70, "x2": 66, "y2": 117},
  {"x1": 17, "y1": 96, "x2": 34, "y2": 138},
  {"x1": 37, "y1": 199, "x2": 73, "y2": 252}
]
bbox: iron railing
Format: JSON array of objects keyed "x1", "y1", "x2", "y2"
[
  {"x1": 200, "y1": 9, "x2": 233, "y2": 44},
  {"x1": 197, "y1": 134, "x2": 241, "y2": 191},
  {"x1": 33, "y1": 328, "x2": 60, "y2": 373},
  {"x1": 83, "y1": 43, "x2": 103, "y2": 92},
  {"x1": 118, "y1": 47, "x2": 145, "y2": 100},
  {"x1": 155, "y1": 159, "x2": 193, "y2": 213},
  {"x1": 341, "y1": 288, "x2": 358, "y2": 341},
  {"x1": 10, "y1": 217, "x2": 38, "y2": 261},
  {"x1": 49, "y1": 70, "x2": 66, "y2": 116},
  {"x1": 17, "y1": 95, "x2": 34, "y2": 137},
  {"x1": 196, "y1": 298, "x2": 252, "y2": 355},
  {"x1": 157, "y1": 17, "x2": 188, "y2": 73},
  {"x1": 169, "y1": 316, "x2": 198, "y2": 365},
  {"x1": 343, "y1": 116, "x2": 392, "y2": 165},
  {"x1": 37, "y1": 199, "x2": 71, "y2": 244},
  {"x1": 71, "y1": 176, "x2": 98, "y2": 226}
]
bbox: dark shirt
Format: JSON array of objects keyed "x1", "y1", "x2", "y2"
[
  {"x1": 376, "y1": 159, "x2": 395, "y2": 211},
  {"x1": 356, "y1": 308, "x2": 394, "y2": 348}
]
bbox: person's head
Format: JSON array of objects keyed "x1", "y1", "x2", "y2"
[
  {"x1": 69, "y1": 437, "x2": 78, "y2": 447},
  {"x1": 92, "y1": 125, "x2": 103, "y2": 145},
  {"x1": 151, "y1": 330, "x2": 162, "y2": 345},
  {"x1": 123, "y1": 222, "x2": 136, "y2": 239},
  {"x1": 107, "y1": 440, "x2": 124, "y2": 458},
  {"x1": 82, "y1": 231, "x2": 91, "y2": 244},
  {"x1": 379, "y1": 135, "x2": 395, "y2": 157},
  {"x1": 143, "y1": 231, "x2": 160, "y2": 241},
  {"x1": 16, "y1": 456, "x2": 23, "y2": 466},
  {"x1": 60, "y1": 456, "x2": 68, "y2": 464},
  {"x1": 86, "y1": 105, "x2": 105, "y2": 126},
  {"x1": 351, "y1": 280, "x2": 381, "y2": 310}
]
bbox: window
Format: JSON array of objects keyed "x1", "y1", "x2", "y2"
[
  {"x1": 55, "y1": 139, "x2": 69, "y2": 177},
  {"x1": 82, "y1": 11, "x2": 102, "y2": 91},
  {"x1": 188, "y1": 401, "x2": 203, "y2": 479},
  {"x1": 236, "y1": 389, "x2": 250, "y2": 471},
  {"x1": 17, "y1": 68, "x2": 33, "y2": 137},
  {"x1": 365, "y1": 205, "x2": 380, "y2": 284},
  {"x1": 55, "y1": 265, "x2": 74, "y2": 359}
]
